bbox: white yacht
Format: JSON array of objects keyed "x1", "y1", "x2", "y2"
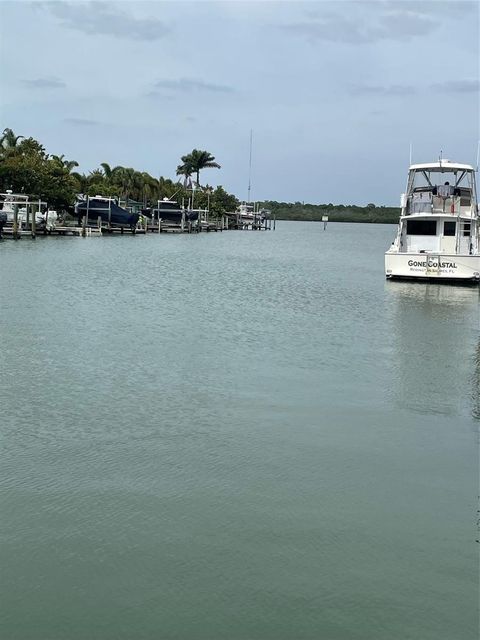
[{"x1": 385, "y1": 160, "x2": 479, "y2": 283}]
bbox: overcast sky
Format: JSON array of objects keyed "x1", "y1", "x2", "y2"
[{"x1": 1, "y1": 0, "x2": 479, "y2": 205}]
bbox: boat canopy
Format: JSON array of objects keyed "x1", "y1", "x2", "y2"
[
  {"x1": 406, "y1": 161, "x2": 477, "y2": 193},
  {"x1": 409, "y1": 161, "x2": 475, "y2": 173}
]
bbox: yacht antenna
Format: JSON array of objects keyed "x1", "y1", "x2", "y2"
[
  {"x1": 475, "y1": 140, "x2": 480, "y2": 172},
  {"x1": 247, "y1": 129, "x2": 253, "y2": 203},
  {"x1": 439, "y1": 149, "x2": 443, "y2": 167},
  {"x1": 409, "y1": 142, "x2": 413, "y2": 166}
]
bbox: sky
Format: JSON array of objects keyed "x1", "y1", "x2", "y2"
[{"x1": 0, "y1": 0, "x2": 479, "y2": 205}]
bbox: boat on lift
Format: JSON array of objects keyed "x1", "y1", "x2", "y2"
[
  {"x1": 0, "y1": 191, "x2": 57, "y2": 228},
  {"x1": 385, "y1": 159, "x2": 479, "y2": 283},
  {"x1": 75, "y1": 196, "x2": 139, "y2": 228},
  {"x1": 148, "y1": 197, "x2": 199, "y2": 224},
  {"x1": 235, "y1": 202, "x2": 270, "y2": 227}
]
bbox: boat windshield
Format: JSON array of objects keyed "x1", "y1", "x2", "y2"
[{"x1": 409, "y1": 168, "x2": 473, "y2": 191}]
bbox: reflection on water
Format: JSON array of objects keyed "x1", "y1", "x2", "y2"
[
  {"x1": 472, "y1": 340, "x2": 480, "y2": 421},
  {"x1": 386, "y1": 279, "x2": 480, "y2": 306},
  {"x1": 385, "y1": 281, "x2": 479, "y2": 420}
]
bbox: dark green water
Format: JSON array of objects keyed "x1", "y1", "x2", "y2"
[{"x1": 1, "y1": 222, "x2": 478, "y2": 640}]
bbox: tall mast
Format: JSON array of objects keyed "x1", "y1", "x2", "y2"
[{"x1": 247, "y1": 129, "x2": 253, "y2": 203}]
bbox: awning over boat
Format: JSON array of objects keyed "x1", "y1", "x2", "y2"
[{"x1": 409, "y1": 162, "x2": 475, "y2": 172}]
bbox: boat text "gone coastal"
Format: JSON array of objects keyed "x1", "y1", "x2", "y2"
[{"x1": 407, "y1": 260, "x2": 457, "y2": 268}]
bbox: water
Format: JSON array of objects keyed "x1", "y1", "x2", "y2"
[{"x1": 1, "y1": 222, "x2": 478, "y2": 640}]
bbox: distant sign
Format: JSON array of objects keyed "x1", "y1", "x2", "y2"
[{"x1": 322, "y1": 215, "x2": 328, "y2": 221}]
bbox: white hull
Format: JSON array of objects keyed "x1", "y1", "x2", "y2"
[{"x1": 385, "y1": 252, "x2": 480, "y2": 282}]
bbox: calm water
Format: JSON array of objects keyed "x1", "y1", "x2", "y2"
[{"x1": 1, "y1": 222, "x2": 478, "y2": 640}]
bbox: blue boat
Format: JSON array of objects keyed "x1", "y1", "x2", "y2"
[
  {"x1": 148, "y1": 198, "x2": 199, "y2": 224},
  {"x1": 75, "y1": 197, "x2": 139, "y2": 228}
]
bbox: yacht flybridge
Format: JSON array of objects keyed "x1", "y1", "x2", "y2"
[{"x1": 385, "y1": 160, "x2": 479, "y2": 283}]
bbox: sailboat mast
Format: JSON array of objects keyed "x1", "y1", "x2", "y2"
[{"x1": 247, "y1": 129, "x2": 253, "y2": 203}]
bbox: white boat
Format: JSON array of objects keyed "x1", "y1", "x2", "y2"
[
  {"x1": 235, "y1": 202, "x2": 270, "y2": 226},
  {"x1": 385, "y1": 160, "x2": 480, "y2": 283},
  {"x1": 237, "y1": 202, "x2": 256, "y2": 223},
  {"x1": 0, "y1": 191, "x2": 57, "y2": 228}
]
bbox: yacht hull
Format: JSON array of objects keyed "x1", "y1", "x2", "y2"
[{"x1": 385, "y1": 252, "x2": 480, "y2": 283}]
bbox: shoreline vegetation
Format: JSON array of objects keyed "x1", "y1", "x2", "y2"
[
  {"x1": 0, "y1": 128, "x2": 399, "y2": 223},
  {"x1": 258, "y1": 201, "x2": 399, "y2": 224}
]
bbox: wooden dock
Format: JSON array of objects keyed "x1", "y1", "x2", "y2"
[
  {"x1": 0, "y1": 224, "x2": 146, "y2": 239},
  {"x1": 0, "y1": 225, "x2": 102, "y2": 239},
  {"x1": 0, "y1": 213, "x2": 275, "y2": 240}
]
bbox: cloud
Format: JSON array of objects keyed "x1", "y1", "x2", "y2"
[
  {"x1": 351, "y1": 79, "x2": 480, "y2": 97},
  {"x1": 280, "y1": 3, "x2": 440, "y2": 45},
  {"x1": 64, "y1": 118, "x2": 99, "y2": 126},
  {"x1": 351, "y1": 84, "x2": 417, "y2": 96},
  {"x1": 380, "y1": 1, "x2": 478, "y2": 18},
  {"x1": 23, "y1": 77, "x2": 66, "y2": 89},
  {"x1": 152, "y1": 78, "x2": 234, "y2": 94},
  {"x1": 430, "y1": 79, "x2": 480, "y2": 94},
  {"x1": 377, "y1": 9, "x2": 438, "y2": 40},
  {"x1": 39, "y1": 1, "x2": 170, "y2": 41}
]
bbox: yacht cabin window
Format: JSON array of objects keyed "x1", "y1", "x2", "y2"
[
  {"x1": 463, "y1": 223, "x2": 471, "y2": 237},
  {"x1": 406, "y1": 219, "x2": 437, "y2": 235},
  {"x1": 443, "y1": 221, "x2": 456, "y2": 236}
]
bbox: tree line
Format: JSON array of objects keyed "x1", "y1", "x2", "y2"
[
  {"x1": 0, "y1": 127, "x2": 398, "y2": 222},
  {"x1": 258, "y1": 201, "x2": 400, "y2": 224},
  {"x1": 0, "y1": 128, "x2": 237, "y2": 215}
]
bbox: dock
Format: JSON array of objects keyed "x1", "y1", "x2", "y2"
[{"x1": 0, "y1": 210, "x2": 275, "y2": 240}]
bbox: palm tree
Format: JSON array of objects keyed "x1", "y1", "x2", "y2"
[
  {"x1": 114, "y1": 167, "x2": 140, "y2": 201},
  {"x1": 100, "y1": 162, "x2": 114, "y2": 180},
  {"x1": 64, "y1": 160, "x2": 79, "y2": 173},
  {"x1": 88, "y1": 169, "x2": 105, "y2": 190},
  {"x1": 51, "y1": 154, "x2": 79, "y2": 173},
  {"x1": 141, "y1": 172, "x2": 159, "y2": 204},
  {"x1": 71, "y1": 172, "x2": 89, "y2": 194},
  {"x1": 1, "y1": 127, "x2": 24, "y2": 151},
  {"x1": 158, "y1": 176, "x2": 178, "y2": 200},
  {"x1": 178, "y1": 149, "x2": 220, "y2": 186},
  {"x1": 100, "y1": 163, "x2": 124, "y2": 182},
  {"x1": 132, "y1": 171, "x2": 145, "y2": 202},
  {"x1": 176, "y1": 162, "x2": 193, "y2": 188},
  {"x1": 1, "y1": 128, "x2": 24, "y2": 161}
]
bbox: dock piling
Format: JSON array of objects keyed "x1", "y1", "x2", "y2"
[
  {"x1": 13, "y1": 204, "x2": 19, "y2": 240},
  {"x1": 31, "y1": 205, "x2": 36, "y2": 239}
]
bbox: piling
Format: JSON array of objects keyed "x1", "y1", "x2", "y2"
[
  {"x1": 13, "y1": 204, "x2": 19, "y2": 240},
  {"x1": 0, "y1": 212, "x2": 6, "y2": 239},
  {"x1": 31, "y1": 205, "x2": 36, "y2": 239}
]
